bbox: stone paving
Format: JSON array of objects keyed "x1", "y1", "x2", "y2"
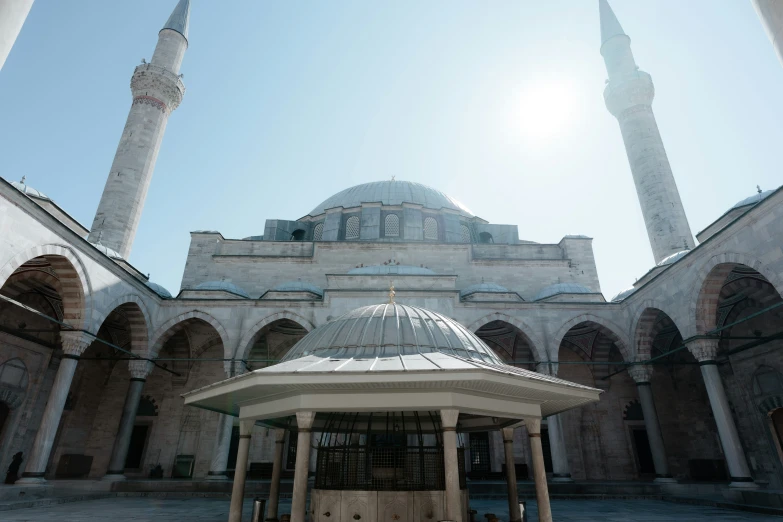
[{"x1": 0, "y1": 497, "x2": 780, "y2": 521}]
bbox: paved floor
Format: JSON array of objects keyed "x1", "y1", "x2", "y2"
[{"x1": 0, "y1": 497, "x2": 780, "y2": 521}]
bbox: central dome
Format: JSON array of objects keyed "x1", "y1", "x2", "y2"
[
  {"x1": 305, "y1": 180, "x2": 473, "y2": 217},
  {"x1": 281, "y1": 303, "x2": 502, "y2": 364}
]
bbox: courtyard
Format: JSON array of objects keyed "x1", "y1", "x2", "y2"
[{"x1": 0, "y1": 497, "x2": 780, "y2": 522}]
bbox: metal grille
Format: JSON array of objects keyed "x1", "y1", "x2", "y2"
[
  {"x1": 384, "y1": 214, "x2": 400, "y2": 237},
  {"x1": 286, "y1": 432, "x2": 298, "y2": 469},
  {"x1": 460, "y1": 224, "x2": 471, "y2": 243},
  {"x1": 345, "y1": 216, "x2": 360, "y2": 240},
  {"x1": 423, "y1": 217, "x2": 438, "y2": 241},
  {"x1": 316, "y1": 446, "x2": 465, "y2": 491},
  {"x1": 313, "y1": 223, "x2": 324, "y2": 241},
  {"x1": 469, "y1": 432, "x2": 490, "y2": 472}
]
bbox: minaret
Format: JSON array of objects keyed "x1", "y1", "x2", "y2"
[
  {"x1": 88, "y1": 0, "x2": 189, "y2": 258},
  {"x1": 600, "y1": 0, "x2": 694, "y2": 264}
]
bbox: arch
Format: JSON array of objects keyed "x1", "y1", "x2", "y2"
[
  {"x1": 630, "y1": 301, "x2": 687, "y2": 361},
  {"x1": 149, "y1": 310, "x2": 229, "y2": 358},
  {"x1": 291, "y1": 229, "x2": 306, "y2": 241},
  {"x1": 237, "y1": 311, "x2": 315, "y2": 360},
  {"x1": 690, "y1": 252, "x2": 783, "y2": 336},
  {"x1": 423, "y1": 217, "x2": 438, "y2": 241},
  {"x1": 91, "y1": 294, "x2": 152, "y2": 354},
  {"x1": 384, "y1": 214, "x2": 400, "y2": 237},
  {"x1": 0, "y1": 244, "x2": 91, "y2": 330},
  {"x1": 551, "y1": 313, "x2": 631, "y2": 362},
  {"x1": 479, "y1": 232, "x2": 493, "y2": 244},
  {"x1": 467, "y1": 312, "x2": 546, "y2": 363}
]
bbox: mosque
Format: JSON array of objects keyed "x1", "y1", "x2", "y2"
[{"x1": 2, "y1": 0, "x2": 783, "y2": 519}]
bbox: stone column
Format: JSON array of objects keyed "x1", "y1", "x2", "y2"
[
  {"x1": 291, "y1": 411, "x2": 315, "y2": 522},
  {"x1": 207, "y1": 414, "x2": 234, "y2": 480},
  {"x1": 688, "y1": 339, "x2": 758, "y2": 489},
  {"x1": 547, "y1": 414, "x2": 573, "y2": 482},
  {"x1": 18, "y1": 332, "x2": 91, "y2": 484},
  {"x1": 228, "y1": 420, "x2": 254, "y2": 522},
  {"x1": 441, "y1": 408, "x2": 462, "y2": 522},
  {"x1": 627, "y1": 364, "x2": 674, "y2": 482},
  {"x1": 525, "y1": 417, "x2": 553, "y2": 522},
  {"x1": 502, "y1": 427, "x2": 522, "y2": 522},
  {"x1": 266, "y1": 428, "x2": 286, "y2": 522},
  {"x1": 104, "y1": 360, "x2": 153, "y2": 480}
]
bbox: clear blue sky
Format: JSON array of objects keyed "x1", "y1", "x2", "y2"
[{"x1": 1, "y1": 0, "x2": 781, "y2": 299}]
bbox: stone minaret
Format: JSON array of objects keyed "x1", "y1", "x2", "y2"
[
  {"x1": 753, "y1": 0, "x2": 783, "y2": 67},
  {"x1": 89, "y1": 0, "x2": 189, "y2": 258},
  {"x1": 600, "y1": 0, "x2": 694, "y2": 264},
  {"x1": 0, "y1": 0, "x2": 34, "y2": 72}
]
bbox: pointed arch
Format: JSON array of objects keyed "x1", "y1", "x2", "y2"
[
  {"x1": 552, "y1": 313, "x2": 631, "y2": 362},
  {"x1": 237, "y1": 311, "x2": 314, "y2": 360},
  {"x1": 630, "y1": 300, "x2": 687, "y2": 361},
  {"x1": 0, "y1": 244, "x2": 91, "y2": 329},
  {"x1": 92, "y1": 294, "x2": 152, "y2": 354},
  {"x1": 149, "y1": 310, "x2": 229, "y2": 358},
  {"x1": 467, "y1": 312, "x2": 546, "y2": 363}
]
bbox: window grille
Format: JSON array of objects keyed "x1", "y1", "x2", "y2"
[
  {"x1": 313, "y1": 223, "x2": 324, "y2": 241},
  {"x1": 423, "y1": 217, "x2": 438, "y2": 241},
  {"x1": 345, "y1": 216, "x2": 360, "y2": 240},
  {"x1": 385, "y1": 214, "x2": 400, "y2": 237},
  {"x1": 460, "y1": 224, "x2": 471, "y2": 243}
]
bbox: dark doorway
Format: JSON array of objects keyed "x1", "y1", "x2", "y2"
[
  {"x1": 631, "y1": 427, "x2": 655, "y2": 475},
  {"x1": 286, "y1": 431, "x2": 298, "y2": 469},
  {"x1": 124, "y1": 425, "x2": 149, "y2": 469},
  {"x1": 469, "y1": 432, "x2": 491, "y2": 473},
  {"x1": 772, "y1": 409, "x2": 783, "y2": 448},
  {"x1": 540, "y1": 427, "x2": 553, "y2": 473},
  {"x1": 227, "y1": 426, "x2": 239, "y2": 471},
  {"x1": 0, "y1": 401, "x2": 9, "y2": 440}
]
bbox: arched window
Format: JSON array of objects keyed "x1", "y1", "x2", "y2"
[
  {"x1": 753, "y1": 366, "x2": 783, "y2": 397},
  {"x1": 460, "y1": 224, "x2": 471, "y2": 243},
  {"x1": 0, "y1": 358, "x2": 28, "y2": 390},
  {"x1": 385, "y1": 214, "x2": 400, "y2": 237},
  {"x1": 479, "y1": 232, "x2": 494, "y2": 244},
  {"x1": 423, "y1": 217, "x2": 438, "y2": 241},
  {"x1": 313, "y1": 223, "x2": 324, "y2": 241},
  {"x1": 290, "y1": 229, "x2": 306, "y2": 241},
  {"x1": 345, "y1": 216, "x2": 360, "y2": 240},
  {"x1": 137, "y1": 395, "x2": 159, "y2": 416}
]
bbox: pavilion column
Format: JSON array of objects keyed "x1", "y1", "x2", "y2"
[
  {"x1": 18, "y1": 332, "x2": 92, "y2": 484},
  {"x1": 525, "y1": 417, "x2": 553, "y2": 522},
  {"x1": 228, "y1": 420, "x2": 254, "y2": 522},
  {"x1": 688, "y1": 339, "x2": 758, "y2": 488},
  {"x1": 207, "y1": 414, "x2": 234, "y2": 480},
  {"x1": 291, "y1": 411, "x2": 315, "y2": 522},
  {"x1": 441, "y1": 408, "x2": 462, "y2": 522},
  {"x1": 104, "y1": 360, "x2": 153, "y2": 480},
  {"x1": 627, "y1": 364, "x2": 674, "y2": 482},
  {"x1": 502, "y1": 426, "x2": 522, "y2": 522},
  {"x1": 266, "y1": 428, "x2": 286, "y2": 522}
]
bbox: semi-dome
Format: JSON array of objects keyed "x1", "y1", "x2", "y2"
[
  {"x1": 273, "y1": 280, "x2": 324, "y2": 296},
  {"x1": 348, "y1": 264, "x2": 435, "y2": 275},
  {"x1": 535, "y1": 282, "x2": 593, "y2": 301},
  {"x1": 731, "y1": 189, "x2": 774, "y2": 210},
  {"x1": 611, "y1": 286, "x2": 636, "y2": 302},
  {"x1": 89, "y1": 241, "x2": 123, "y2": 260},
  {"x1": 281, "y1": 303, "x2": 503, "y2": 365},
  {"x1": 657, "y1": 249, "x2": 690, "y2": 267},
  {"x1": 10, "y1": 179, "x2": 50, "y2": 201},
  {"x1": 459, "y1": 281, "x2": 509, "y2": 298},
  {"x1": 145, "y1": 281, "x2": 172, "y2": 298},
  {"x1": 194, "y1": 280, "x2": 251, "y2": 298},
  {"x1": 305, "y1": 180, "x2": 473, "y2": 217}
]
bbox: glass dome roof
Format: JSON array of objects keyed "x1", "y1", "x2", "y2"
[{"x1": 305, "y1": 181, "x2": 473, "y2": 217}]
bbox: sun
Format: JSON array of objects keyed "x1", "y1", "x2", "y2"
[{"x1": 515, "y1": 77, "x2": 581, "y2": 143}]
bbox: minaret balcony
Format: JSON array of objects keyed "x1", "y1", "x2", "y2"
[{"x1": 130, "y1": 63, "x2": 185, "y2": 112}]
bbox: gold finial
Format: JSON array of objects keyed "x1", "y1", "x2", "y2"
[{"x1": 388, "y1": 281, "x2": 396, "y2": 304}]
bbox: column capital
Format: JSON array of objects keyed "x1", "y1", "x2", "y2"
[
  {"x1": 60, "y1": 331, "x2": 92, "y2": 357},
  {"x1": 296, "y1": 411, "x2": 315, "y2": 431},
  {"x1": 628, "y1": 363, "x2": 653, "y2": 384},
  {"x1": 128, "y1": 359, "x2": 153, "y2": 380},
  {"x1": 439, "y1": 408, "x2": 459, "y2": 429},
  {"x1": 524, "y1": 417, "x2": 541, "y2": 435},
  {"x1": 687, "y1": 338, "x2": 719, "y2": 362},
  {"x1": 501, "y1": 426, "x2": 517, "y2": 442}
]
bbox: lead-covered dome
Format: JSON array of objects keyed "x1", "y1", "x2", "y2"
[
  {"x1": 281, "y1": 303, "x2": 502, "y2": 364},
  {"x1": 305, "y1": 181, "x2": 473, "y2": 217}
]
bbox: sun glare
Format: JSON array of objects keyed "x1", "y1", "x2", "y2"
[{"x1": 515, "y1": 78, "x2": 580, "y2": 143}]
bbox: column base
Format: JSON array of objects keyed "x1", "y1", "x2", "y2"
[
  {"x1": 16, "y1": 474, "x2": 47, "y2": 485},
  {"x1": 102, "y1": 473, "x2": 127, "y2": 482},
  {"x1": 729, "y1": 478, "x2": 760, "y2": 489},
  {"x1": 206, "y1": 471, "x2": 229, "y2": 481},
  {"x1": 551, "y1": 473, "x2": 573, "y2": 483}
]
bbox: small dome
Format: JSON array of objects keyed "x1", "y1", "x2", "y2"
[
  {"x1": 194, "y1": 281, "x2": 251, "y2": 298},
  {"x1": 657, "y1": 249, "x2": 690, "y2": 267},
  {"x1": 611, "y1": 286, "x2": 636, "y2": 302},
  {"x1": 146, "y1": 281, "x2": 172, "y2": 298},
  {"x1": 89, "y1": 241, "x2": 123, "y2": 260},
  {"x1": 731, "y1": 190, "x2": 774, "y2": 210},
  {"x1": 273, "y1": 280, "x2": 324, "y2": 297},
  {"x1": 535, "y1": 282, "x2": 592, "y2": 301},
  {"x1": 348, "y1": 265, "x2": 435, "y2": 276},
  {"x1": 281, "y1": 303, "x2": 503, "y2": 365},
  {"x1": 10, "y1": 180, "x2": 50, "y2": 201},
  {"x1": 460, "y1": 281, "x2": 509, "y2": 298}
]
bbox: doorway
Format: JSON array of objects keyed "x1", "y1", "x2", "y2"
[
  {"x1": 469, "y1": 432, "x2": 491, "y2": 473},
  {"x1": 540, "y1": 427, "x2": 553, "y2": 473},
  {"x1": 630, "y1": 427, "x2": 655, "y2": 475},
  {"x1": 0, "y1": 401, "x2": 9, "y2": 440},
  {"x1": 124, "y1": 425, "x2": 149, "y2": 469}
]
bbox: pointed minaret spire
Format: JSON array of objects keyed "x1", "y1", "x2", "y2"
[
  {"x1": 599, "y1": 1, "x2": 695, "y2": 264},
  {"x1": 599, "y1": 0, "x2": 626, "y2": 46},
  {"x1": 163, "y1": 0, "x2": 190, "y2": 41}
]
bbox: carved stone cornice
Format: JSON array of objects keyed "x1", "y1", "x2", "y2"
[
  {"x1": 130, "y1": 64, "x2": 185, "y2": 113},
  {"x1": 59, "y1": 331, "x2": 92, "y2": 357}
]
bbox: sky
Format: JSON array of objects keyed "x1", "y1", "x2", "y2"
[{"x1": 0, "y1": 0, "x2": 781, "y2": 299}]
